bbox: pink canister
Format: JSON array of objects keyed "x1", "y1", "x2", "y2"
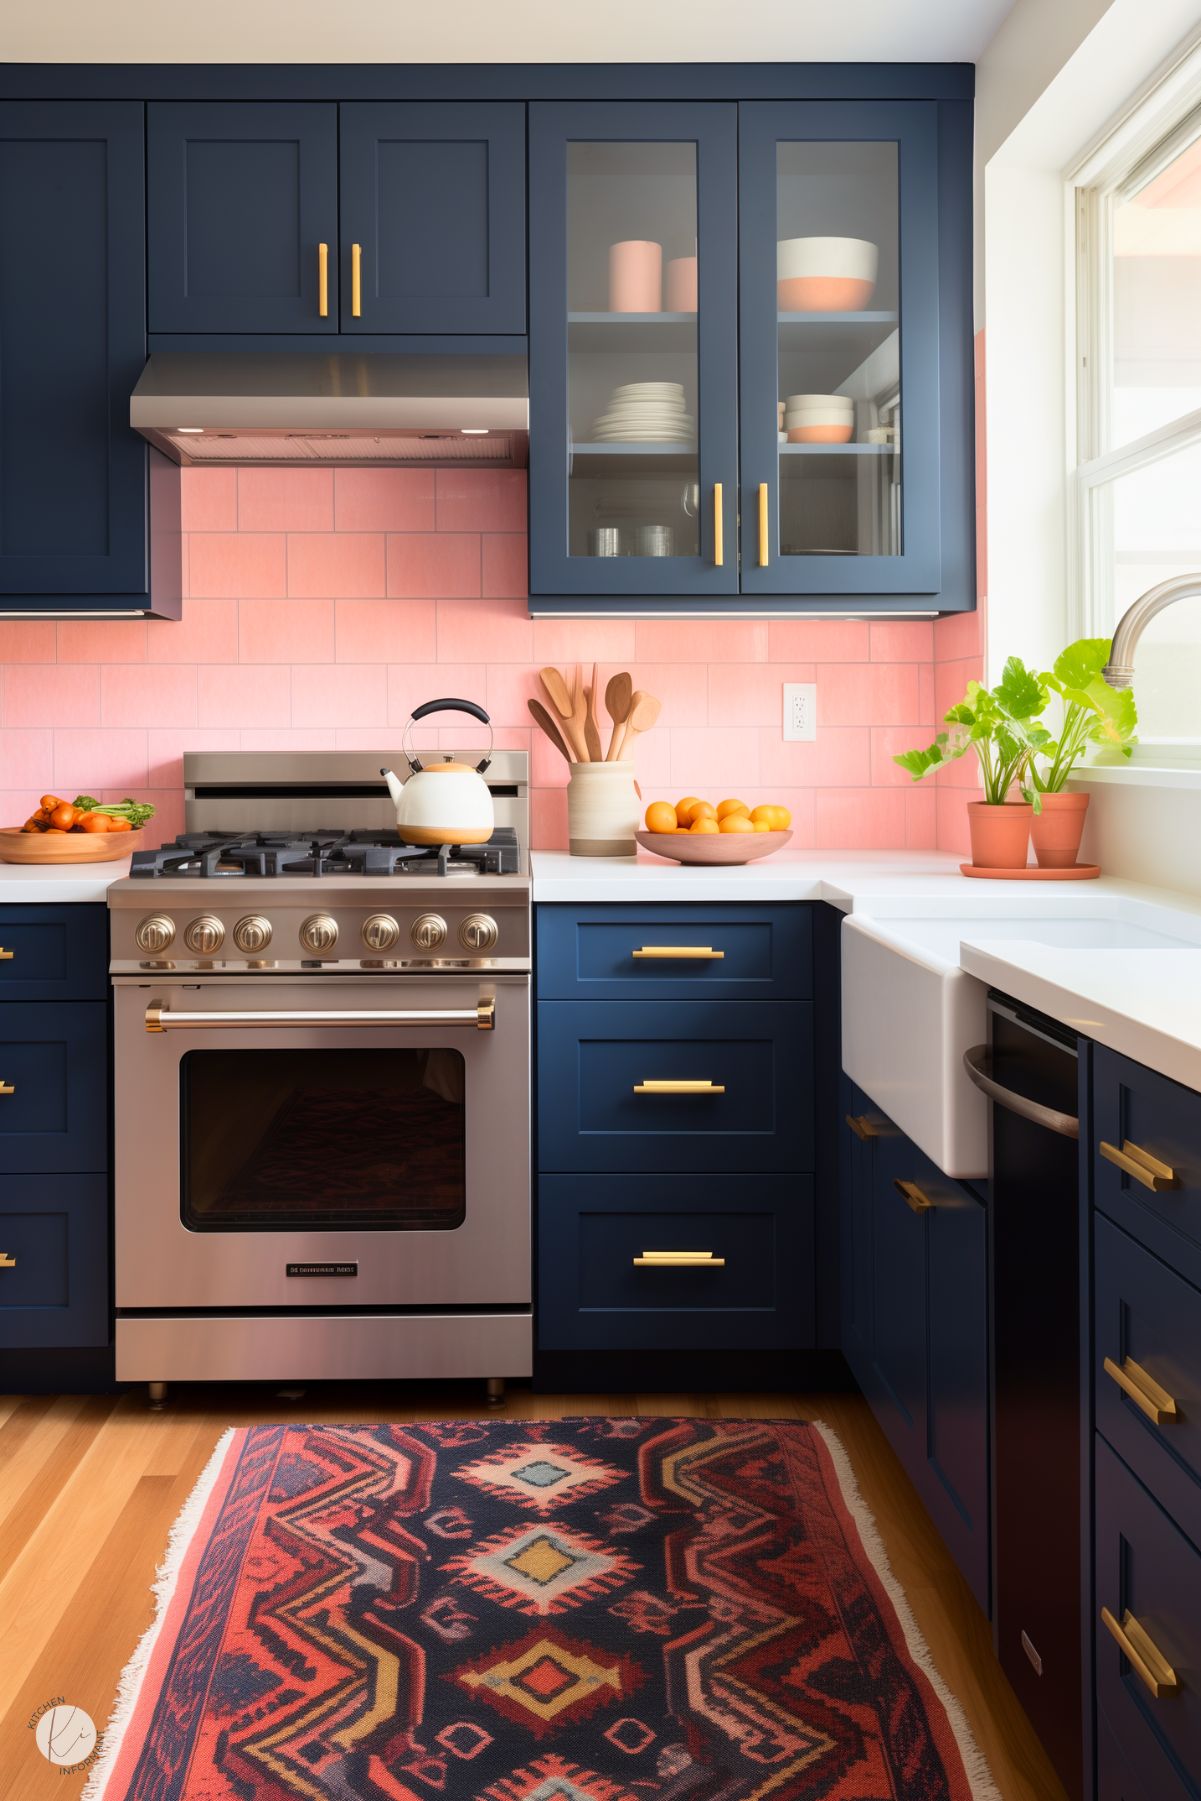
[
  {"x1": 608, "y1": 240, "x2": 662, "y2": 313},
  {"x1": 665, "y1": 254, "x2": 698, "y2": 312}
]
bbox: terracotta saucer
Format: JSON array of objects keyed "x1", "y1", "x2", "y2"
[{"x1": 959, "y1": 861, "x2": 1100, "y2": 881}]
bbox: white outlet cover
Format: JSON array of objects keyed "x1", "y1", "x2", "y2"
[{"x1": 783, "y1": 682, "x2": 817, "y2": 742}]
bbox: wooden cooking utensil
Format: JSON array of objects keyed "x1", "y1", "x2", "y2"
[
  {"x1": 604, "y1": 671, "x2": 633, "y2": 760},
  {"x1": 570, "y1": 664, "x2": 591, "y2": 761},
  {"x1": 617, "y1": 690, "x2": 661, "y2": 760},
  {"x1": 540, "y1": 666, "x2": 587, "y2": 759},
  {"x1": 583, "y1": 663, "x2": 604, "y2": 762},
  {"x1": 527, "y1": 696, "x2": 575, "y2": 764}
]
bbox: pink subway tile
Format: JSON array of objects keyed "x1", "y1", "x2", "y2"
[
  {"x1": 636, "y1": 619, "x2": 768, "y2": 663},
  {"x1": 481, "y1": 534, "x2": 528, "y2": 599},
  {"x1": 934, "y1": 656, "x2": 982, "y2": 720},
  {"x1": 101, "y1": 664, "x2": 197, "y2": 727},
  {"x1": 437, "y1": 594, "x2": 531, "y2": 663},
  {"x1": 906, "y1": 786, "x2": 938, "y2": 848},
  {"x1": 707, "y1": 662, "x2": 814, "y2": 726},
  {"x1": 626, "y1": 728, "x2": 672, "y2": 789},
  {"x1": 531, "y1": 786, "x2": 568, "y2": 850},
  {"x1": 288, "y1": 532, "x2": 385, "y2": 598},
  {"x1": 197, "y1": 664, "x2": 291, "y2": 727},
  {"x1": 0, "y1": 729, "x2": 54, "y2": 792},
  {"x1": 934, "y1": 608, "x2": 983, "y2": 663},
  {"x1": 937, "y1": 784, "x2": 977, "y2": 855},
  {"x1": 871, "y1": 725, "x2": 937, "y2": 788},
  {"x1": 532, "y1": 618, "x2": 637, "y2": 664},
  {"x1": 759, "y1": 727, "x2": 871, "y2": 788},
  {"x1": 4, "y1": 664, "x2": 100, "y2": 727},
  {"x1": 388, "y1": 533, "x2": 480, "y2": 598},
  {"x1": 238, "y1": 467, "x2": 333, "y2": 533},
  {"x1": 334, "y1": 468, "x2": 436, "y2": 532},
  {"x1": 58, "y1": 619, "x2": 147, "y2": 663},
  {"x1": 239, "y1": 597, "x2": 335, "y2": 664},
  {"x1": 669, "y1": 727, "x2": 761, "y2": 789},
  {"x1": 869, "y1": 620, "x2": 934, "y2": 662},
  {"x1": 0, "y1": 620, "x2": 56, "y2": 663},
  {"x1": 53, "y1": 728, "x2": 148, "y2": 791},
  {"x1": 292, "y1": 663, "x2": 387, "y2": 726},
  {"x1": 390, "y1": 664, "x2": 489, "y2": 726},
  {"x1": 627, "y1": 662, "x2": 707, "y2": 729},
  {"x1": 147, "y1": 597, "x2": 239, "y2": 664},
  {"x1": 240, "y1": 727, "x2": 337, "y2": 752},
  {"x1": 868, "y1": 662, "x2": 924, "y2": 723},
  {"x1": 147, "y1": 727, "x2": 235, "y2": 787},
  {"x1": 768, "y1": 619, "x2": 870, "y2": 662},
  {"x1": 814, "y1": 664, "x2": 922, "y2": 728},
  {"x1": 531, "y1": 725, "x2": 571, "y2": 787},
  {"x1": 180, "y1": 468, "x2": 238, "y2": 532},
  {"x1": 814, "y1": 788, "x2": 908, "y2": 849},
  {"x1": 189, "y1": 533, "x2": 286, "y2": 598},
  {"x1": 482, "y1": 664, "x2": 540, "y2": 729},
  {"x1": 100, "y1": 786, "x2": 184, "y2": 849},
  {"x1": 435, "y1": 725, "x2": 531, "y2": 754},
  {"x1": 436, "y1": 468, "x2": 527, "y2": 533},
  {"x1": 335, "y1": 727, "x2": 408, "y2": 752},
  {"x1": 335, "y1": 595, "x2": 437, "y2": 663},
  {"x1": 919, "y1": 662, "x2": 937, "y2": 720}
]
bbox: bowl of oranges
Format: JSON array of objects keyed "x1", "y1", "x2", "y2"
[{"x1": 637, "y1": 797, "x2": 793, "y2": 865}]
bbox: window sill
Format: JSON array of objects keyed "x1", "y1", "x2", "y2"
[{"x1": 1071, "y1": 762, "x2": 1201, "y2": 792}]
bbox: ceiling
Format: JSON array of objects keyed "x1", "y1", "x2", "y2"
[{"x1": 3, "y1": 0, "x2": 1017, "y2": 65}]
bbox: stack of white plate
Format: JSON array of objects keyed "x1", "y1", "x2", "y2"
[{"x1": 590, "y1": 381, "x2": 695, "y2": 443}]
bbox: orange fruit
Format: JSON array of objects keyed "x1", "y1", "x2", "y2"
[
  {"x1": 752, "y1": 819, "x2": 773, "y2": 832},
  {"x1": 675, "y1": 795, "x2": 702, "y2": 827},
  {"x1": 682, "y1": 799, "x2": 717, "y2": 825},
  {"x1": 644, "y1": 801, "x2": 677, "y2": 834},
  {"x1": 719, "y1": 812, "x2": 755, "y2": 833},
  {"x1": 772, "y1": 806, "x2": 791, "y2": 829},
  {"x1": 716, "y1": 798, "x2": 750, "y2": 821},
  {"x1": 690, "y1": 816, "x2": 720, "y2": 834},
  {"x1": 750, "y1": 805, "x2": 781, "y2": 828}
]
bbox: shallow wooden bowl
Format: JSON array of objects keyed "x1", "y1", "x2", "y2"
[
  {"x1": 636, "y1": 829, "x2": 793, "y2": 866},
  {"x1": 0, "y1": 826, "x2": 147, "y2": 864}
]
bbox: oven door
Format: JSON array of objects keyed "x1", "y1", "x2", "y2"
[{"x1": 114, "y1": 975, "x2": 529, "y2": 1310}]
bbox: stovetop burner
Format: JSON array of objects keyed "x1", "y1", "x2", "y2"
[{"x1": 131, "y1": 829, "x2": 521, "y2": 880}]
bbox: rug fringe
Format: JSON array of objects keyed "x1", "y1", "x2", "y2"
[
  {"x1": 82, "y1": 1427, "x2": 239, "y2": 1801},
  {"x1": 810, "y1": 1420, "x2": 1003, "y2": 1801}
]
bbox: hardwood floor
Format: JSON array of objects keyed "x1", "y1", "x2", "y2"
[{"x1": 0, "y1": 1383, "x2": 1066, "y2": 1800}]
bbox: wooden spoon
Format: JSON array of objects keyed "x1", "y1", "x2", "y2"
[
  {"x1": 616, "y1": 690, "x2": 661, "y2": 761},
  {"x1": 570, "y1": 663, "x2": 591, "y2": 761},
  {"x1": 540, "y1": 666, "x2": 587, "y2": 759},
  {"x1": 528, "y1": 696, "x2": 575, "y2": 764},
  {"x1": 583, "y1": 663, "x2": 604, "y2": 762},
  {"x1": 604, "y1": 671, "x2": 633, "y2": 760}
]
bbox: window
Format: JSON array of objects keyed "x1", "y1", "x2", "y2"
[{"x1": 1075, "y1": 82, "x2": 1201, "y2": 745}]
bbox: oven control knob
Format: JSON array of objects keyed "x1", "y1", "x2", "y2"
[
  {"x1": 410, "y1": 913, "x2": 447, "y2": 951},
  {"x1": 233, "y1": 914, "x2": 273, "y2": 954},
  {"x1": 300, "y1": 913, "x2": 339, "y2": 954},
  {"x1": 363, "y1": 913, "x2": 401, "y2": 952},
  {"x1": 135, "y1": 914, "x2": 176, "y2": 954},
  {"x1": 184, "y1": 914, "x2": 225, "y2": 955},
  {"x1": 460, "y1": 912, "x2": 499, "y2": 952}
]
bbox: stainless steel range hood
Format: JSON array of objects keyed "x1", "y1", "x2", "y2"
[{"x1": 130, "y1": 352, "x2": 529, "y2": 467}]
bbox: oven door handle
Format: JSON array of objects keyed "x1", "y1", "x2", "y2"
[{"x1": 145, "y1": 997, "x2": 496, "y2": 1032}]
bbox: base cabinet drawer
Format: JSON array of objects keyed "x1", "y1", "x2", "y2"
[
  {"x1": 536, "y1": 905, "x2": 812, "y2": 1000},
  {"x1": 1098, "y1": 1721, "x2": 1156, "y2": 1801},
  {"x1": 538, "y1": 1174, "x2": 814, "y2": 1351},
  {"x1": 0, "y1": 905, "x2": 108, "y2": 1002},
  {"x1": 1094, "y1": 1046, "x2": 1201, "y2": 1293},
  {"x1": 0, "y1": 1172, "x2": 108, "y2": 1348},
  {"x1": 1095, "y1": 1435, "x2": 1201, "y2": 1798},
  {"x1": 0, "y1": 1003, "x2": 108, "y2": 1173}
]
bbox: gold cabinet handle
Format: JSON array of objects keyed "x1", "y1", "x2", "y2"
[
  {"x1": 0, "y1": 1253, "x2": 16, "y2": 1269},
  {"x1": 713, "y1": 482, "x2": 724, "y2": 567},
  {"x1": 317, "y1": 241, "x2": 329, "y2": 317},
  {"x1": 351, "y1": 242, "x2": 362, "y2": 318},
  {"x1": 633, "y1": 1250, "x2": 726, "y2": 1268},
  {"x1": 0, "y1": 946, "x2": 12, "y2": 959},
  {"x1": 1100, "y1": 1139, "x2": 1178, "y2": 1192},
  {"x1": 1102, "y1": 1354, "x2": 1178, "y2": 1425},
  {"x1": 895, "y1": 1178, "x2": 935, "y2": 1213},
  {"x1": 633, "y1": 1080, "x2": 726, "y2": 1095},
  {"x1": 632, "y1": 946, "x2": 724, "y2": 960},
  {"x1": 1100, "y1": 1606, "x2": 1179, "y2": 1698},
  {"x1": 0, "y1": 1081, "x2": 13, "y2": 1096},
  {"x1": 846, "y1": 1112, "x2": 883, "y2": 1142},
  {"x1": 758, "y1": 481, "x2": 769, "y2": 566}
]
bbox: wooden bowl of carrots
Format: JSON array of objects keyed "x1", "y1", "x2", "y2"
[{"x1": 0, "y1": 794, "x2": 153, "y2": 863}]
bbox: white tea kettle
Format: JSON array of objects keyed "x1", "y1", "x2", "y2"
[{"x1": 381, "y1": 698, "x2": 495, "y2": 847}]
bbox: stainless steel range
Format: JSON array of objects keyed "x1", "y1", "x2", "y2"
[{"x1": 108, "y1": 750, "x2": 531, "y2": 1402}]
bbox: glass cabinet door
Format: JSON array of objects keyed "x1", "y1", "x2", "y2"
[
  {"x1": 529, "y1": 103, "x2": 738, "y2": 597},
  {"x1": 738, "y1": 103, "x2": 941, "y2": 597}
]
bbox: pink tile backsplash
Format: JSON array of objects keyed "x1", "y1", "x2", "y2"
[{"x1": 0, "y1": 466, "x2": 983, "y2": 853}]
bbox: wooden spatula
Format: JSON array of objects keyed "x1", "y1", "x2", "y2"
[
  {"x1": 540, "y1": 666, "x2": 587, "y2": 760},
  {"x1": 617, "y1": 690, "x2": 661, "y2": 760},
  {"x1": 528, "y1": 696, "x2": 575, "y2": 764},
  {"x1": 583, "y1": 663, "x2": 604, "y2": 762},
  {"x1": 604, "y1": 671, "x2": 633, "y2": 760}
]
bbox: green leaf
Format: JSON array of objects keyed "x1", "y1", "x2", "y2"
[
  {"x1": 892, "y1": 732, "x2": 963, "y2": 780},
  {"x1": 1051, "y1": 637, "x2": 1112, "y2": 691},
  {"x1": 993, "y1": 656, "x2": 1048, "y2": 722}
]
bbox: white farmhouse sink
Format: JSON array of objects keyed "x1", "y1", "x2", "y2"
[{"x1": 841, "y1": 895, "x2": 1201, "y2": 1178}]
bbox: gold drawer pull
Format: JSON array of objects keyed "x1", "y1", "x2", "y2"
[
  {"x1": 758, "y1": 481, "x2": 769, "y2": 566},
  {"x1": 633, "y1": 1250, "x2": 726, "y2": 1268},
  {"x1": 317, "y1": 240, "x2": 329, "y2": 317},
  {"x1": 1103, "y1": 1355, "x2": 1178, "y2": 1425},
  {"x1": 0, "y1": 1081, "x2": 13, "y2": 1095},
  {"x1": 713, "y1": 482, "x2": 724, "y2": 567},
  {"x1": 0, "y1": 1252, "x2": 16, "y2": 1269},
  {"x1": 846, "y1": 1112, "x2": 883, "y2": 1142},
  {"x1": 0, "y1": 946, "x2": 12, "y2": 959},
  {"x1": 351, "y1": 241, "x2": 363, "y2": 317},
  {"x1": 632, "y1": 946, "x2": 724, "y2": 960},
  {"x1": 1100, "y1": 1606, "x2": 1179, "y2": 1698},
  {"x1": 1100, "y1": 1139, "x2": 1178, "y2": 1192},
  {"x1": 634, "y1": 1080, "x2": 725, "y2": 1096},
  {"x1": 895, "y1": 1178, "x2": 935, "y2": 1214}
]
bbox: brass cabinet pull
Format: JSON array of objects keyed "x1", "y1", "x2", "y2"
[
  {"x1": 633, "y1": 1250, "x2": 726, "y2": 1268},
  {"x1": 633, "y1": 1080, "x2": 726, "y2": 1095},
  {"x1": 713, "y1": 482, "x2": 724, "y2": 567},
  {"x1": 351, "y1": 242, "x2": 362, "y2": 317},
  {"x1": 317, "y1": 241, "x2": 329, "y2": 317},
  {"x1": 632, "y1": 946, "x2": 724, "y2": 960},
  {"x1": 0, "y1": 1253, "x2": 16, "y2": 1269},
  {"x1": 1100, "y1": 1606, "x2": 1179, "y2": 1698},
  {"x1": 758, "y1": 481, "x2": 769, "y2": 566},
  {"x1": 1100, "y1": 1139, "x2": 1178, "y2": 1192},
  {"x1": 895, "y1": 1178, "x2": 935, "y2": 1213},
  {"x1": 1102, "y1": 1354, "x2": 1178, "y2": 1425},
  {"x1": 846, "y1": 1112, "x2": 883, "y2": 1142},
  {"x1": 0, "y1": 946, "x2": 12, "y2": 959},
  {"x1": 0, "y1": 1081, "x2": 14, "y2": 1096}
]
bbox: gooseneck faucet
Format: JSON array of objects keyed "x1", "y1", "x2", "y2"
[{"x1": 1102, "y1": 572, "x2": 1201, "y2": 689}]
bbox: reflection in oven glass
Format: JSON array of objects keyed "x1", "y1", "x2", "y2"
[{"x1": 181, "y1": 1049, "x2": 466, "y2": 1231}]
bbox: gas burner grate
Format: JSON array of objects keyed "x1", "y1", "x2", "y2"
[{"x1": 131, "y1": 828, "x2": 521, "y2": 879}]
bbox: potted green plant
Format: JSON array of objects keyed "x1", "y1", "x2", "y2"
[
  {"x1": 1028, "y1": 637, "x2": 1137, "y2": 867},
  {"x1": 894, "y1": 659, "x2": 1050, "y2": 868}
]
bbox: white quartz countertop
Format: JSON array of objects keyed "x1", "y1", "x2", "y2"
[{"x1": 0, "y1": 857, "x2": 132, "y2": 903}]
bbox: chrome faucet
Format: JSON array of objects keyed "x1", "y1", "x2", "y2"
[{"x1": 1102, "y1": 572, "x2": 1201, "y2": 689}]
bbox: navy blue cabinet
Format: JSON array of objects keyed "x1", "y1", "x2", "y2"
[
  {"x1": 0, "y1": 103, "x2": 150, "y2": 605},
  {"x1": 0, "y1": 1173, "x2": 108, "y2": 1350},
  {"x1": 340, "y1": 104, "x2": 525, "y2": 334}
]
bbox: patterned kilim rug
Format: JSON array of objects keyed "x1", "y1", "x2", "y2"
[{"x1": 85, "y1": 1418, "x2": 999, "y2": 1801}]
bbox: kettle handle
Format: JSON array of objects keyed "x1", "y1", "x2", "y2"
[{"x1": 402, "y1": 698, "x2": 494, "y2": 775}]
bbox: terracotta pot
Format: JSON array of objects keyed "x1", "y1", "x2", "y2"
[
  {"x1": 967, "y1": 801, "x2": 1032, "y2": 870},
  {"x1": 1029, "y1": 790, "x2": 1090, "y2": 869}
]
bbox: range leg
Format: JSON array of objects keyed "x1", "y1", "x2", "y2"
[
  {"x1": 486, "y1": 1377, "x2": 505, "y2": 1406},
  {"x1": 148, "y1": 1381, "x2": 168, "y2": 1409}
]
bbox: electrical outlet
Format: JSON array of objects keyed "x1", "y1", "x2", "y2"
[{"x1": 783, "y1": 682, "x2": 817, "y2": 742}]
